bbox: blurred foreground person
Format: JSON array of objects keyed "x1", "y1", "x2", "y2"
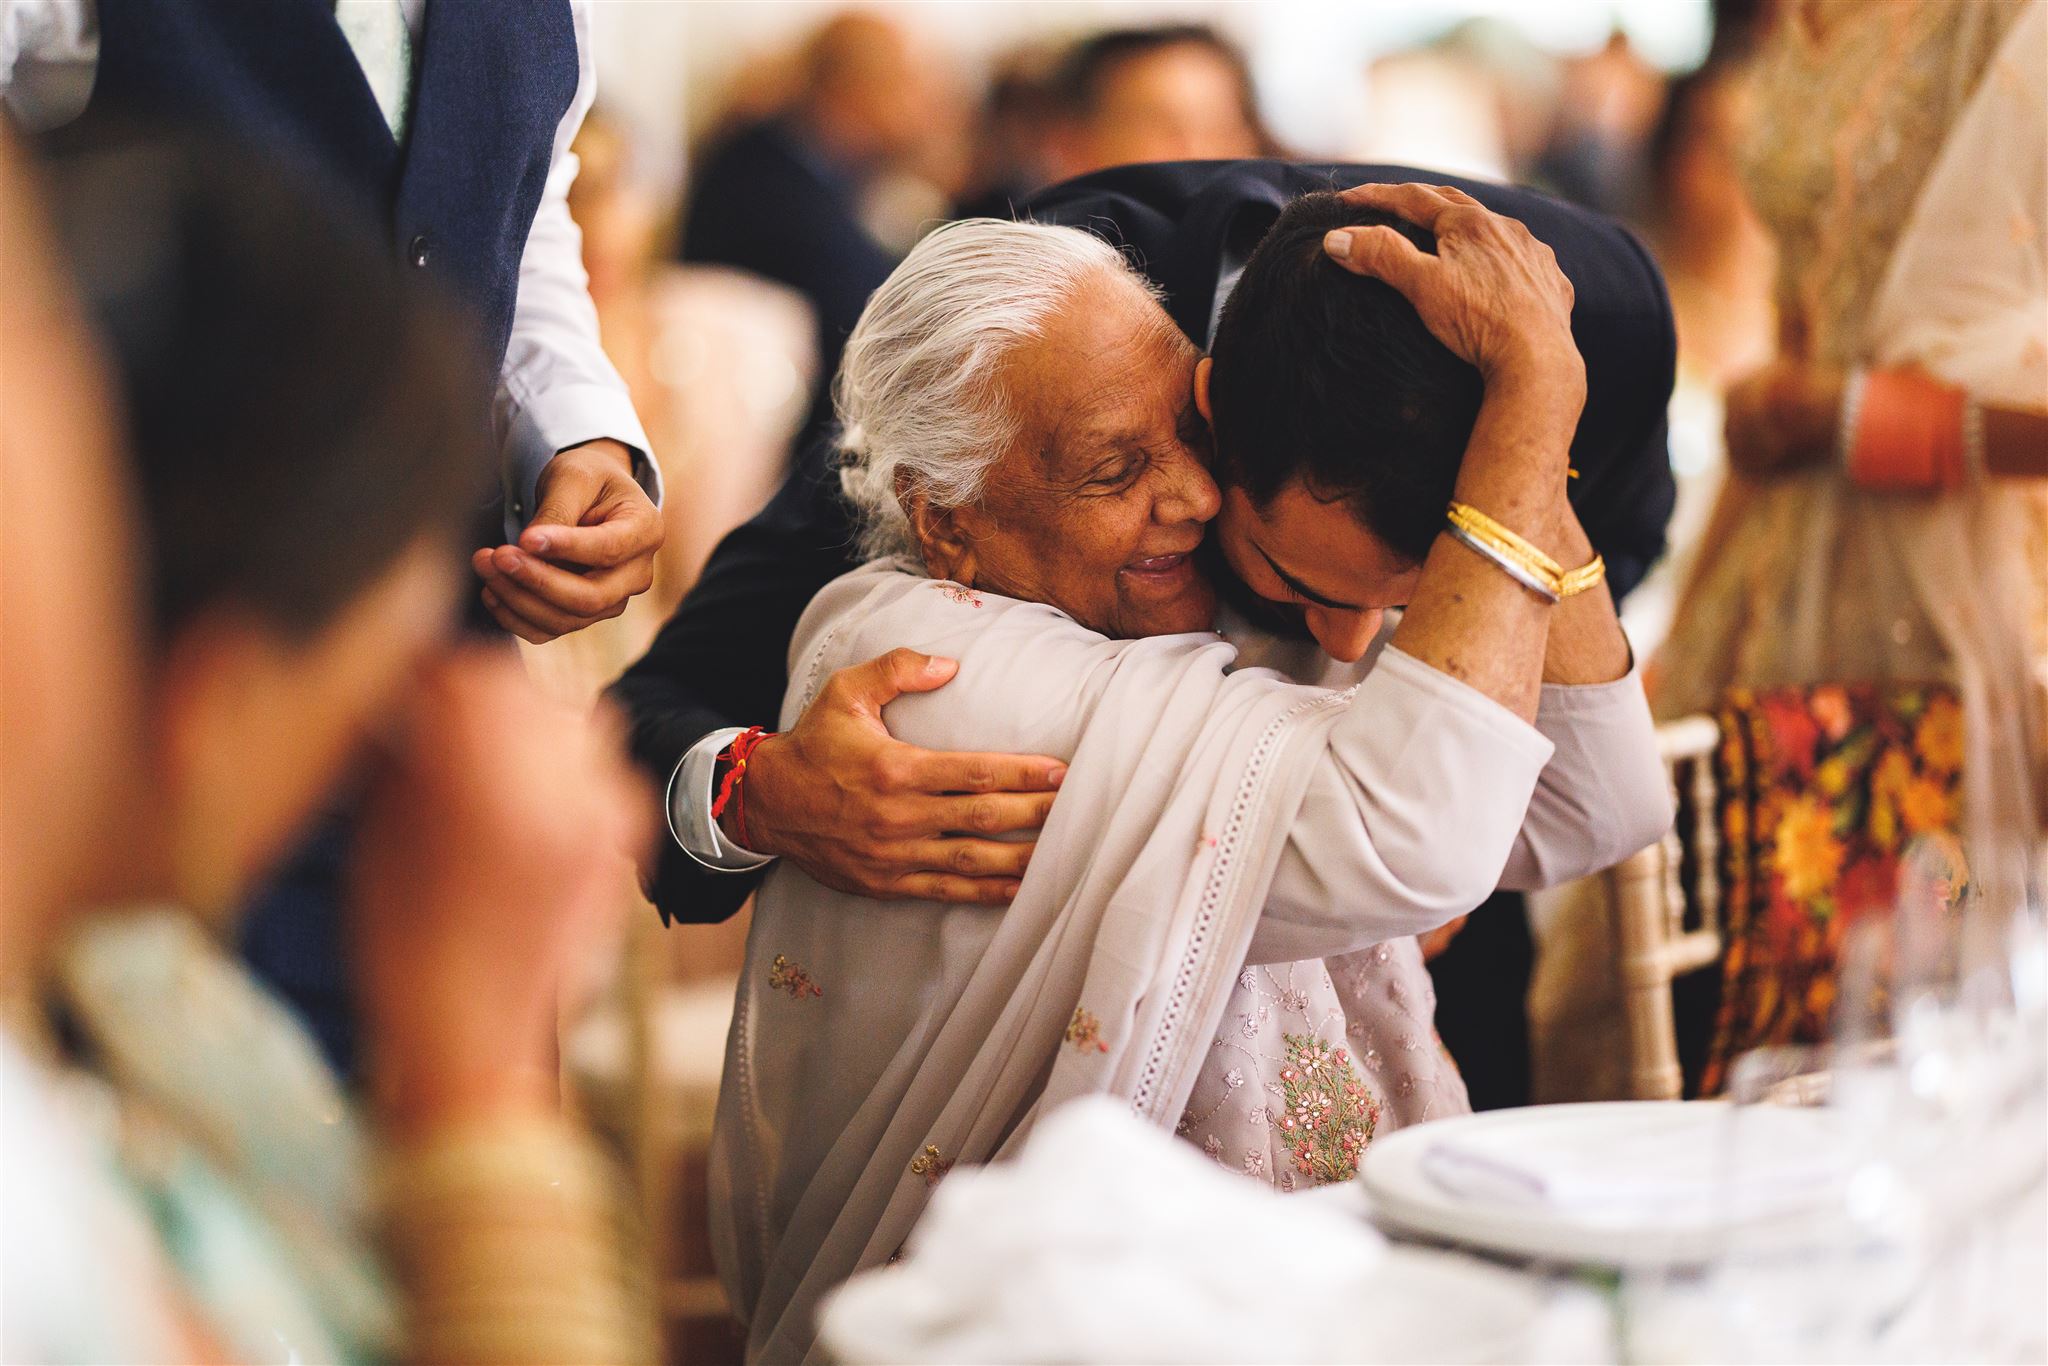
[
  {"x1": 1, "y1": 0, "x2": 668, "y2": 1079},
  {"x1": 1656, "y1": 0, "x2": 2047, "y2": 862},
  {"x1": 4, "y1": 131, "x2": 655, "y2": 1365}
]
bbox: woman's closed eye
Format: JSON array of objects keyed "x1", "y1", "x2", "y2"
[{"x1": 1080, "y1": 450, "x2": 1149, "y2": 493}]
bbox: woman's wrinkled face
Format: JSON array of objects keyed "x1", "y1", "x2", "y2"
[{"x1": 913, "y1": 271, "x2": 1221, "y2": 639}]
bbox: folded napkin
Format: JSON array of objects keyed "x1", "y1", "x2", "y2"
[
  {"x1": 818, "y1": 1097, "x2": 1395, "y2": 1364},
  {"x1": 1421, "y1": 1104, "x2": 1848, "y2": 1225}
]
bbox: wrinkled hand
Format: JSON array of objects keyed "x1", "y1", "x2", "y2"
[
  {"x1": 474, "y1": 438, "x2": 663, "y2": 643},
  {"x1": 1324, "y1": 183, "x2": 1582, "y2": 393},
  {"x1": 741, "y1": 648, "x2": 1067, "y2": 904},
  {"x1": 351, "y1": 649, "x2": 653, "y2": 1134},
  {"x1": 1724, "y1": 359, "x2": 1844, "y2": 478}
]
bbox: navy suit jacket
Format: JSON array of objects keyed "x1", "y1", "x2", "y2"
[{"x1": 612, "y1": 159, "x2": 1678, "y2": 927}]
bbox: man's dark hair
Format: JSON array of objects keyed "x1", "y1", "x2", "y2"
[
  {"x1": 40, "y1": 126, "x2": 489, "y2": 641},
  {"x1": 1208, "y1": 191, "x2": 1483, "y2": 565},
  {"x1": 1052, "y1": 24, "x2": 1265, "y2": 140}
]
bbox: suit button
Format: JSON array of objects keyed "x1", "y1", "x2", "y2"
[{"x1": 407, "y1": 233, "x2": 432, "y2": 268}]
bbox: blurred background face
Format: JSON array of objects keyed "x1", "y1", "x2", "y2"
[
  {"x1": 914, "y1": 272, "x2": 1221, "y2": 640},
  {"x1": 1054, "y1": 39, "x2": 1263, "y2": 176}
]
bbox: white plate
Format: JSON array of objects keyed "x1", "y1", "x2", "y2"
[{"x1": 1359, "y1": 1101, "x2": 1844, "y2": 1268}]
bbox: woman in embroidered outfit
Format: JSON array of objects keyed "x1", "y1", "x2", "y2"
[
  {"x1": 710, "y1": 201, "x2": 1673, "y2": 1361},
  {"x1": 1654, "y1": 0, "x2": 2048, "y2": 869},
  {"x1": 1, "y1": 132, "x2": 654, "y2": 1365}
]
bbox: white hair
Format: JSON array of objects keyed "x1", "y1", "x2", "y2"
[{"x1": 835, "y1": 217, "x2": 1157, "y2": 560}]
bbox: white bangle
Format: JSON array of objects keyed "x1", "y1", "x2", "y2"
[
  {"x1": 1836, "y1": 367, "x2": 1870, "y2": 473},
  {"x1": 1444, "y1": 523, "x2": 1561, "y2": 603},
  {"x1": 1960, "y1": 397, "x2": 1986, "y2": 483}
]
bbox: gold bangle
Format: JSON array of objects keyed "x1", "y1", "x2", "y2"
[
  {"x1": 1557, "y1": 554, "x2": 1606, "y2": 598},
  {"x1": 1445, "y1": 502, "x2": 1565, "y2": 580}
]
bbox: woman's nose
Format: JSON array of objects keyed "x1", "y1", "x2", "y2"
[
  {"x1": 1155, "y1": 447, "x2": 1222, "y2": 526},
  {"x1": 1305, "y1": 606, "x2": 1385, "y2": 664}
]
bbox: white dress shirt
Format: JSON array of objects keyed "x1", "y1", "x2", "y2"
[{"x1": 0, "y1": 0, "x2": 659, "y2": 537}]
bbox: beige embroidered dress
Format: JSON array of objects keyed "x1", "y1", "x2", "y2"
[
  {"x1": 1656, "y1": 0, "x2": 2048, "y2": 853},
  {"x1": 710, "y1": 560, "x2": 1670, "y2": 1362}
]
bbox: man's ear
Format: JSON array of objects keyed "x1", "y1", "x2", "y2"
[
  {"x1": 905, "y1": 491, "x2": 977, "y2": 585},
  {"x1": 1194, "y1": 356, "x2": 1214, "y2": 425}
]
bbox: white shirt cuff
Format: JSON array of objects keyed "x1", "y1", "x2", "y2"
[
  {"x1": 667, "y1": 728, "x2": 777, "y2": 873},
  {"x1": 500, "y1": 380, "x2": 662, "y2": 541}
]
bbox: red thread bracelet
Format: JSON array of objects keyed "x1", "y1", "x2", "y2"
[{"x1": 711, "y1": 726, "x2": 775, "y2": 851}]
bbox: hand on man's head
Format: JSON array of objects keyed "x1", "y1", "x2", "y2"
[
  {"x1": 1322, "y1": 183, "x2": 1582, "y2": 398},
  {"x1": 473, "y1": 438, "x2": 664, "y2": 643}
]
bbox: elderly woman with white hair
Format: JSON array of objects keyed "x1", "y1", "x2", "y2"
[{"x1": 710, "y1": 200, "x2": 1670, "y2": 1362}]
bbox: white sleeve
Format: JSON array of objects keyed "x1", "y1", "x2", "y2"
[
  {"x1": 1248, "y1": 647, "x2": 1557, "y2": 964},
  {"x1": 493, "y1": 0, "x2": 658, "y2": 540},
  {"x1": 667, "y1": 729, "x2": 777, "y2": 872},
  {"x1": 1496, "y1": 666, "x2": 1674, "y2": 892},
  {"x1": 0, "y1": 0, "x2": 98, "y2": 132}
]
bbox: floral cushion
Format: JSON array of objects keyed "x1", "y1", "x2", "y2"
[{"x1": 1701, "y1": 684, "x2": 1963, "y2": 1094}]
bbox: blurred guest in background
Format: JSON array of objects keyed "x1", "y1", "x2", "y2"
[
  {"x1": 1656, "y1": 0, "x2": 2046, "y2": 832},
  {"x1": 676, "y1": 10, "x2": 951, "y2": 447},
  {"x1": 1039, "y1": 23, "x2": 1274, "y2": 185},
  {"x1": 4, "y1": 129, "x2": 655, "y2": 1365},
  {"x1": 1531, "y1": 30, "x2": 1668, "y2": 220},
  {"x1": 526, "y1": 107, "x2": 813, "y2": 709},
  {"x1": 1643, "y1": 0, "x2": 2045, "y2": 1082},
  {"x1": 952, "y1": 42, "x2": 1067, "y2": 219}
]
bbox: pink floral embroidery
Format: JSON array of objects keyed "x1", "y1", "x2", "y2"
[
  {"x1": 935, "y1": 581, "x2": 983, "y2": 608},
  {"x1": 1276, "y1": 1033, "x2": 1381, "y2": 1185},
  {"x1": 1064, "y1": 1007, "x2": 1110, "y2": 1054},
  {"x1": 1202, "y1": 1135, "x2": 1224, "y2": 1161},
  {"x1": 768, "y1": 954, "x2": 822, "y2": 1000},
  {"x1": 1243, "y1": 1150, "x2": 1266, "y2": 1177}
]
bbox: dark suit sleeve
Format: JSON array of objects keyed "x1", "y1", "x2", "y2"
[
  {"x1": 607, "y1": 435, "x2": 859, "y2": 925},
  {"x1": 1570, "y1": 221, "x2": 1677, "y2": 603}
]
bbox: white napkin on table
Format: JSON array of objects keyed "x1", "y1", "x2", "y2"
[
  {"x1": 1421, "y1": 1103, "x2": 1848, "y2": 1224},
  {"x1": 818, "y1": 1097, "x2": 1393, "y2": 1364}
]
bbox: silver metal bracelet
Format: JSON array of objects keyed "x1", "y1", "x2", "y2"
[
  {"x1": 1444, "y1": 523, "x2": 1561, "y2": 603},
  {"x1": 1961, "y1": 397, "x2": 1986, "y2": 483},
  {"x1": 1836, "y1": 367, "x2": 1870, "y2": 473}
]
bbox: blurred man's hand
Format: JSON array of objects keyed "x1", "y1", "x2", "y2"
[{"x1": 473, "y1": 438, "x2": 663, "y2": 642}]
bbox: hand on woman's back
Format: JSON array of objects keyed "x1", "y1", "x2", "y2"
[{"x1": 350, "y1": 650, "x2": 653, "y2": 1135}]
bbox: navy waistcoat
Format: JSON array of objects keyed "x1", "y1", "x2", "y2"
[{"x1": 87, "y1": 0, "x2": 579, "y2": 373}]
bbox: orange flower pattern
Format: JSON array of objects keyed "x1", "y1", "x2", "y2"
[
  {"x1": 767, "y1": 954, "x2": 823, "y2": 1000},
  {"x1": 1704, "y1": 684, "x2": 1963, "y2": 1094},
  {"x1": 1064, "y1": 1007, "x2": 1110, "y2": 1054}
]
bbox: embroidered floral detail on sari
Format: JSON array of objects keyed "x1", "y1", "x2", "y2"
[
  {"x1": 934, "y1": 581, "x2": 983, "y2": 608},
  {"x1": 1064, "y1": 1007, "x2": 1110, "y2": 1054},
  {"x1": 1273, "y1": 1034, "x2": 1380, "y2": 1185},
  {"x1": 767, "y1": 954, "x2": 823, "y2": 1000},
  {"x1": 909, "y1": 1144, "x2": 953, "y2": 1187}
]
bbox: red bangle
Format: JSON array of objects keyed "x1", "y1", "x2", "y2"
[
  {"x1": 1847, "y1": 368, "x2": 1967, "y2": 491},
  {"x1": 711, "y1": 726, "x2": 775, "y2": 851}
]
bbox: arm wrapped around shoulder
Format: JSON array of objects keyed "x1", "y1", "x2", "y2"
[
  {"x1": 1251, "y1": 647, "x2": 1556, "y2": 964},
  {"x1": 1499, "y1": 667, "x2": 1674, "y2": 891}
]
